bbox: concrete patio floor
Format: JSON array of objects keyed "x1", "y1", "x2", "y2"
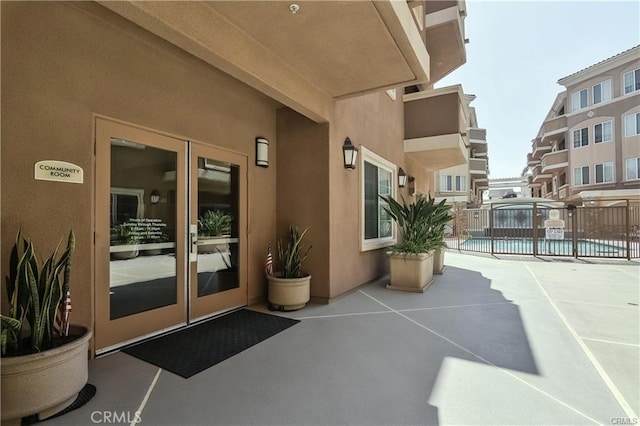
[{"x1": 47, "y1": 252, "x2": 639, "y2": 425}]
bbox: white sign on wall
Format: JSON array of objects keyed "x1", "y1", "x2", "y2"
[
  {"x1": 34, "y1": 160, "x2": 84, "y2": 184},
  {"x1": 545, "y1": 228, "x2": 565, "y2": 240}
]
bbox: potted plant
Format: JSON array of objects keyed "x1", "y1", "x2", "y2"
[
  {"x1": 381, "y1": 195, "x2": 452, "y2": 292},
  {"x1": 430, "y1": 204, "x2": 453, "y2": 275},
  {"x1": 197, "y1": 210, "x2": 232, "y2": 254},
  {"x1": 267, "y1": 226, "x2": 312, "y2": 311},
  {"x1": 1, "y1": 230, "x2": 92, "y2": 424},
  {"x1": 110, "y1": 222, "x2": 139, "y2": 260}
]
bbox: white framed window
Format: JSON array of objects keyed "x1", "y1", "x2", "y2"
[
  {"x1": 594, "y1": 120, "x2": 612, "y2": 143},
  {"x1": 593, "y1": 80, "x2": 611, "y2": 105},
  {"x1": 626, "y1": 157, "x2": 640, "y2": 181},
  {"x1": 360, "y1": 147, "x2": 397, "y2": 251},
  {"x1": 572, "y1": 127, "x2": 589, "y2": 148},
  {"x1": 623, "y1": 68, "x2": 640, "y2": 95},
  {"x1": 625, "y1": 113, "x2": 640, "y2": 137},
  {"x1": 594, "y1": 162, "x2": 614, "y2": 184},
  {"x1": 440, "y1": 174, "x2": 467, "y2": 192},
  {"x1": 573, "y1": 166, "x2": 589, "y2": 186},
  {"x1": 552, "y1": 176, "x2": 558, "y2": 195},
  {"x1": 571, "y1": 88, "x2": 588, "y2": 112}
]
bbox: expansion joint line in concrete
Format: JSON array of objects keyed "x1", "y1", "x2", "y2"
[
  {"x1": 358, "y1": 289, "x2": 602, "y2": 425},
  {"x1": 524, "y1": 263, "x2": 638, "y2": 421}
]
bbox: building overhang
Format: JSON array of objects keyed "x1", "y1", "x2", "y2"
[
  {"x1": 532, "y1": 173, "x2": 552, "y2": 183},
  {"x1": 541, "y1": 162, "x2": 568, "y2": 173},
  {"x1": 424, "y1": 2, "x2": 466, "y2": 84},
  {"x1": 404, "y1": 133, "x2": 468, "y2": 171},
  {"x1": 577, "y1": 189, "x2": 640, "y2": 202},
  {"x1": 99, "y1": 0, "x2": 430, "y2": 123}
]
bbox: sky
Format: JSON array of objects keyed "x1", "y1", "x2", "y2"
[{"x1": 436, "y1": 0, "x2": 640, "y2": 180}]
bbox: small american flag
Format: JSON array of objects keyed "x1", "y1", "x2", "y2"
[
  {"x1": 63, "y1": 290, "x2": 72, "y2": 336},
  {"x1": 265, "y1": 242, "x2": 273, "y2": 277}
]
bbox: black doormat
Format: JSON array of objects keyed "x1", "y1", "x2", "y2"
[{"x1": 122, "y1": 309, "x2": 299, "y2": 378}]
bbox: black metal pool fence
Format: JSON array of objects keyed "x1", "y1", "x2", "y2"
[{"x1": 445, "y1": 200, "x2": 640, "y2": 259}]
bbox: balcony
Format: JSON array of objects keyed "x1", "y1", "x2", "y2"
[
  {"x1": 527, "y1": 153, "x2": 540, "y2": 167},
  {"x1": 532, "y1": 138, "x2": 553, "y2": 160},
  {"x1": 469, "y1": 128, "x2": 487, "y2": 155},
  {"x1": 424, "y1": 0, "x2": 467, "y2": 84},
  {"x1": 541, "y1": 115, "x2": 567, "y2": 139},
  {"x1": 404, "y1": 85, "x2": 469, "y2": 170},
  {"x1": 100, "y1": 0, "x2": 431, "y2": 123},
  {"x1": 469, "y1": 158, "x2": 488, "y2": 176},
  {"x1": 541, "y1": 150, "x2": 569, "y2": 173}
]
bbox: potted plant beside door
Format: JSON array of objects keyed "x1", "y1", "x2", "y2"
[
  {"x1": 267, "y1": 226, "x2": 312, "y2": 311},
  {"x1": 1, "y1": 230, "x2": 92, "y2": 425},
  {"x1": 381, "y1": 195, "x2": 452, "y2": 292},
  {"x1": 197, "y1": 210, "x2": 232, "y2": 254}
]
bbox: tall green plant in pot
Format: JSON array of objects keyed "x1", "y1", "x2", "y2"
[
  {"x1": 267, "y1": 226, "x2": 312, "y2": 311},
  {"x1": 1, "y1": 230, "x2": 93, "y2": 424},
  {"x1": 380, "y1": 195, "x2": 452, "y2": 292}
]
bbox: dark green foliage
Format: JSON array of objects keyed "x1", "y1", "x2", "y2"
[
  {"x1": 1, "y1": 230, "x2": 75, "y2": 356},
  {"x1": 380, "y1": 195, "x2": 453, "y2": 254},
  {"x1": 277, "y1": 226, "x2": 312, "y2": 279}
]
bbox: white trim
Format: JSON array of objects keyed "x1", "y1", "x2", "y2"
[
  {"x1": 624, "y1": 112, "x2": 640, "y2": 137},
  {"x1": 622, "y1": 67, "x2": 640, "y2": 96},
  {"x1": 625, "y1": 157, "x2": 640, "y2": 181},
  {"x1": 593, "y1": 119, "x2": 613, "y2": 144},
  {"x1": 558, "y1": 45, "x2": 640, "y2": 86},
  {"x1": 360, "y1": 147, "x2": 397, "y2": 252},
  {"x1": 592, "y1": 78, "x2": 612, "y2": 105},
  {"x1": 594, "y1": 162, "x2": 614, "y2": 185},
  {"x1": 564, "y1": 90, "x2": 639, "y2": 119}
]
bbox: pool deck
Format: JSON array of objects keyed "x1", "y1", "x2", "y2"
[{"x1": 46, "y1": 251, "x2": 639, "y2": 425}]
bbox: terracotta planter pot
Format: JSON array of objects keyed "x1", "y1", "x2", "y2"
[
  {"x1": 387, "y1": 252, "x2": 435, "y2": 292},
  {"x1": 1, "y1": 326, "x2": 92, "y2": 425},
  {"x1": 433, "y1": 247, "x2": 446, "y2": 275},
  {"x1": 267, "y1": 274, "x2": 311, "y2": 311}
]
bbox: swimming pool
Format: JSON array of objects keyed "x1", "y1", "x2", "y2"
[{"x1": 459, "y1": 237, "x2": 622, "y2": 256}]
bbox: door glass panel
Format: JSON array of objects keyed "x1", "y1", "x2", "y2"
[
  {"x1": 196, "y1": 157, "x2": 239, "y2": 297},
  {"x1": 109, "y1": 138, "x2": 178, "y2": 319}
]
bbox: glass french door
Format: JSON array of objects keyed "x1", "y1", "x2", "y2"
[{"x1": 95, "y1": 118, "x2": 247, "y2": 353}]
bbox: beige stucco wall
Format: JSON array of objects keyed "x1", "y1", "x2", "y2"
[
  {"x1": 404, "y1": 92, "x2": 459, "y2": 139},
  {"x1": 275, "y1": 109, "x2": 331, "y2": 299},
  {"x1": 1, "y1": 2, "x2": 280, "y2": 331},
  {"x1": 328, "y1": 90, "x2": 405, "y2": 298}
]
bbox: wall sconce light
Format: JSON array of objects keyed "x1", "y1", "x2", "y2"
[
  {"x1": 256, "y1": 137, "x2": 269, "y2": 168},
  {"x1": 398, "y1": 168, "x2": 407, "y2": 188},
  {"x1": 342, "y1": 137, "x2": 358, "y2": 170},
  {"x1": 150, "y1": 189, "x2": 161, "y2": 204},
  {"x1": 408, "y1": 176, "x2": 416, "y2": 196}
]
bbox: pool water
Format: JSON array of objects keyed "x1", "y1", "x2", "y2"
[{"x1": 460, "y1": 238, "x2": 621, "y2": 256}]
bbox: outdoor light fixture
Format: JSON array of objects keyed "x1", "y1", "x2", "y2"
[
  {"x1": 342, "y1": 137, "x2": 358, "y2": 170},
  {"x1": 150, "y1": 190, "x2": 161, "y2": 204},
  {"x1": 256, "y1": 137, "x2": 269, "y2": 168},
  {"x1": 408, "y1": 176, "x2": 416, "y2": 196},
  {"x1": 398, "y1": 168, "x2": 407, "y2": 188}
]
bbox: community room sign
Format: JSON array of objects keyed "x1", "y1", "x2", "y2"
[{"x1": 34, "y1": 160, "x2": 84, "y2": 184}]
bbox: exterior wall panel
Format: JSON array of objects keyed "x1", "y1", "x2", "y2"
[{"x1": 1, "y1": 2, "x2": 280, "y2": 330}]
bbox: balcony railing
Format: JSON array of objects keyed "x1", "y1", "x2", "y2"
[
  {"x1": 469, "y1": 158, "x2": 487, "y2": 175},
  {"x1": 403, "y1": 85, "x2": 469, "y2": 170},
  {"x1": 541, "y1": 149, "x2": 568, "y2": 173}
]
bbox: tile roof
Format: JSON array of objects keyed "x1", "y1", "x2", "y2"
[{"x1": 558, "y1": 45, "x2": 640, "y2": 82}]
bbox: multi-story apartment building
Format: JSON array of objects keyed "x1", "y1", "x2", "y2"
[
  {"x1": 2, "y1": 1, "x2": 470, "y2": 354},
  {"x1": 486, "y1": 176, "x2": 531, "y2": 200},
  {"x1": 420, "y1": 91, "x2": 489, "y2": 207},
  {"x1": 526, "y1": 45, "x2": 640, "y2": 205}
]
